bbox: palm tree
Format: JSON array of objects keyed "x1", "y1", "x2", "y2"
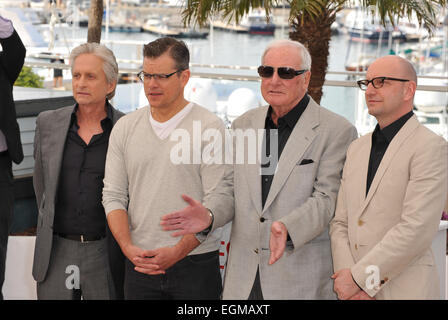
[
  {"x1": 87, "y1": 0, "x2": 104, "y2": 43},
  {"x1": 182, "y1": 0, "x2": 446, "y2": 103}
]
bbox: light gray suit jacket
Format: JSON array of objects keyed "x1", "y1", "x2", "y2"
[
  {"x1": 214, "y1": 96, "x2": 357, "y2": 299},
  {"x1": 32, "y1": 103, "x2": 124, "y2": 282}
]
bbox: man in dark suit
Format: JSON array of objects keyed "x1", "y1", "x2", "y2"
[{"x1": 0, "y1": 15, "x2": 26, "y2": 300}]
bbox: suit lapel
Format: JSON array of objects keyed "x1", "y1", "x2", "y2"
[
  {"x1": 359, "y1": 115, "x2": 420, "y2": 217},
  {"x1": 242, "y1": 107, "x2": 268, "y2": 216},
  {"x1": 110, "y1": 104, "x2": 124, "y2": 125},
  {"x1": 43, "y1": 106, "x2": 74, "y2": 203},
  {"x1": 262, "y1": 98, "x2": 319, "y2": 214},
  {"x1": 358, "y1": 135, "x2": 371, "y2": 207}
]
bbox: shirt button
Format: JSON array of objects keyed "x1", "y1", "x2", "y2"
[
  {"x1": 358, "y1": 220, "x2": 364, "y2": 226},
  {"x1": 254, "y1": 249, "x2": 259, "y2": 254},
  {"x1": 355, "y1": 244, "x2": 358, "y2": 250},
  {"x1": 260, "y1": 217, "x2": 265, "y2": 223}
]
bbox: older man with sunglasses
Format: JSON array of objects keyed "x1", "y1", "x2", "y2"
[
  {"x1": 330, "y1": 55, "x2": 447, "y2": 300},
  {"x1": 161, "y1": 39, "x2": 357, "y2": 299}
]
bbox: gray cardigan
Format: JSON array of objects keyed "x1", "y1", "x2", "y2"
[{"x1": 102, "y1": 104, "x2": 234, "y2": 254}]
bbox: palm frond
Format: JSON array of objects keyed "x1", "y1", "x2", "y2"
[
  {"x1": 362, "y1": 0, "x2": 446, "y2": 35},
  {"x1": 182, "y1": 0, "x2": 276, "y2": 26}
]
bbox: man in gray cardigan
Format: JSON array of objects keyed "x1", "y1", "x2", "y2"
[
  {"x1": 161, "y1": 39, "x2": 358, "y2": 299},
  {"x1": 102, "y1": 37, "x2": 233, "y2": 299}
]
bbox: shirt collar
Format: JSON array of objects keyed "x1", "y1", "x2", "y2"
[
  {"x1": 70, "y1": 100, "x2": 113, "y2": 128},
  {"x1": 373, "y1": 110, "x2": 414, "y2": 144},
  {"x1": 266, "y1": 94, "x2": 310, "y2": 129}
]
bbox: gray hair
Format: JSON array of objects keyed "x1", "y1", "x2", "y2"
[
  {"x1": 69, "y1": 43, "x2": 118, "y2": 100},
  {"x1": 262, "y1": 39, "x2": 312, "y2": 71}
]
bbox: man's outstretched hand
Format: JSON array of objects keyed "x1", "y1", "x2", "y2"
[{"x1": 160, "y1": 194, "x2": 212, "y2": 237}]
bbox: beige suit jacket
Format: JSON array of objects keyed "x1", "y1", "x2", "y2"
[{"x1": 330, "y1": 115, "x2": 448, "y2": 299}]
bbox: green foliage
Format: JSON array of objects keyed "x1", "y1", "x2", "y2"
[
  {"x1": 14, "y1": 66, "x2": 44, "y2": 88},
  {"x1": 183, "y1": 0, "x2": 447, "y2": 34}
]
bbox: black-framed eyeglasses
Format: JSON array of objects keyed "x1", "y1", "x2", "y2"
[
  {"x1": 257, "y1": 65, "x2": 308, "y2": 80},
  {"x1": 357, "y1": 76, "x2": 410, "y2": 90},
  {"x1": 137, "y1": 69, "x2": 183, "y2": 82}
]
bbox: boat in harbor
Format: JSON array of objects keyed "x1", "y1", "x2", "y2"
[
  {"x1": 105, "y1": 23, "x2": 142, "y2": 33},
  {"x1": 103, "y1": 10, "x2": 142, "y2": 33},
  {"x1": 344, "y1": 54, "x2": 375, "y2": 72},
  {"x1": 178, "y1": 28, "x2": 208, "y2": 39},
  {"x1": 142, "y1": 16, "x2": 208, "y2": 38},
  {"x1": 211, "y1": 19, "x2": 249, "y2": 33},
  {"x1": 240, "y1": 9, "x2": 276, "y2": 35},
  {"x1": 211, "y1": 8, "x2": 275, "y2": 35},
  {"x1": 343, "y1": 9, "x2": 407, "y2": 43},
  {"x1": 398, "y1": 16, "x2": 429, "y2": 42}
]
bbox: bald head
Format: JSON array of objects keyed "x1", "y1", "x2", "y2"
[
  {"x1": 364, "y1": 55, "x2": 418, "y2": 128},
  {"x1": 368, "y1": 55, "x2": 417, "y2": 84}
]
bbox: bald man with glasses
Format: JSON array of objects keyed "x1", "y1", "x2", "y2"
[
  {"x1": 161, "y1": 39, "x2": 357, "y2": 299},
  {"x1": 330, "y1": 55, "x2": 447, "y2": 300}
]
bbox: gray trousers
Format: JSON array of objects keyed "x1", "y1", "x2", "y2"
[{"x1": 37, "y1": 235, "x2": 115, "y2": 300}]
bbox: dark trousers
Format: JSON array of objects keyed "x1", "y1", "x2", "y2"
[
  {"x1": 248, "y1": 267, "x2": 264, "y2": 300},
  {"x1": 124, "y1": 250, "x2": 222, "y2": 300},
  {"x1": 106, "y1": 225, "x2": 125, "y2": 300},
  {"x1": 0, "y1": 154, "x2": 13, "y2": 300}
]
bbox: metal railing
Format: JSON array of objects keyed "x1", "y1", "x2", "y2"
[
  {"x1": 13, "y1": 61, "x2": 447, "y2": 178},
  {"x1": 23, "y1": 59, "x2": 448, "y2": 92}
]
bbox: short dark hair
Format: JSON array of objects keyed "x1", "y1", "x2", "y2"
[{"x1": 143, "y1": 37, "x2": 189, "y2": 71}]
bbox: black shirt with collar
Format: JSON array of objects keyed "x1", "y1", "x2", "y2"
[
  {"x1": 261, "y1": 94, "x2": 310, "y2": 208},
  {"x1": 53, "y1": 101, "x2": 114, "y2": 236},
  {"x1": 366, "y1": 110, "x2": 414, "y2": 195}
]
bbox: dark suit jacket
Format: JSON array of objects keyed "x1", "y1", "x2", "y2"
[
  {"x1": 0, "y1": 30, "x2": 26, "y2": 164},
  {"x1": 32, "y1": 104, "x2": 125, "y2": 288}
]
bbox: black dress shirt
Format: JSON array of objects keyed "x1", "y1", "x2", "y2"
[
  {"x1": 53, "y1": 102, "x2": 113, "y2": 236},
  {"x1": 366, "y1": 111, "x2": 414, "y2": 195},
  {"x1": 261, "y1": 94, "x2": 310, "y2": 208}
]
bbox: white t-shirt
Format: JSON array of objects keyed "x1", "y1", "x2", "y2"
[{"x1": 149, "y1": 102, "x2": 194, "y2": 140}]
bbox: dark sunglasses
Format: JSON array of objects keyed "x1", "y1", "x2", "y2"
[
  {"x1": 357, "y1": 76, "x2": 409, "y2": 90},
  {"x1": 257, "y1": 65, "x2": 308, "y2": 79}
]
